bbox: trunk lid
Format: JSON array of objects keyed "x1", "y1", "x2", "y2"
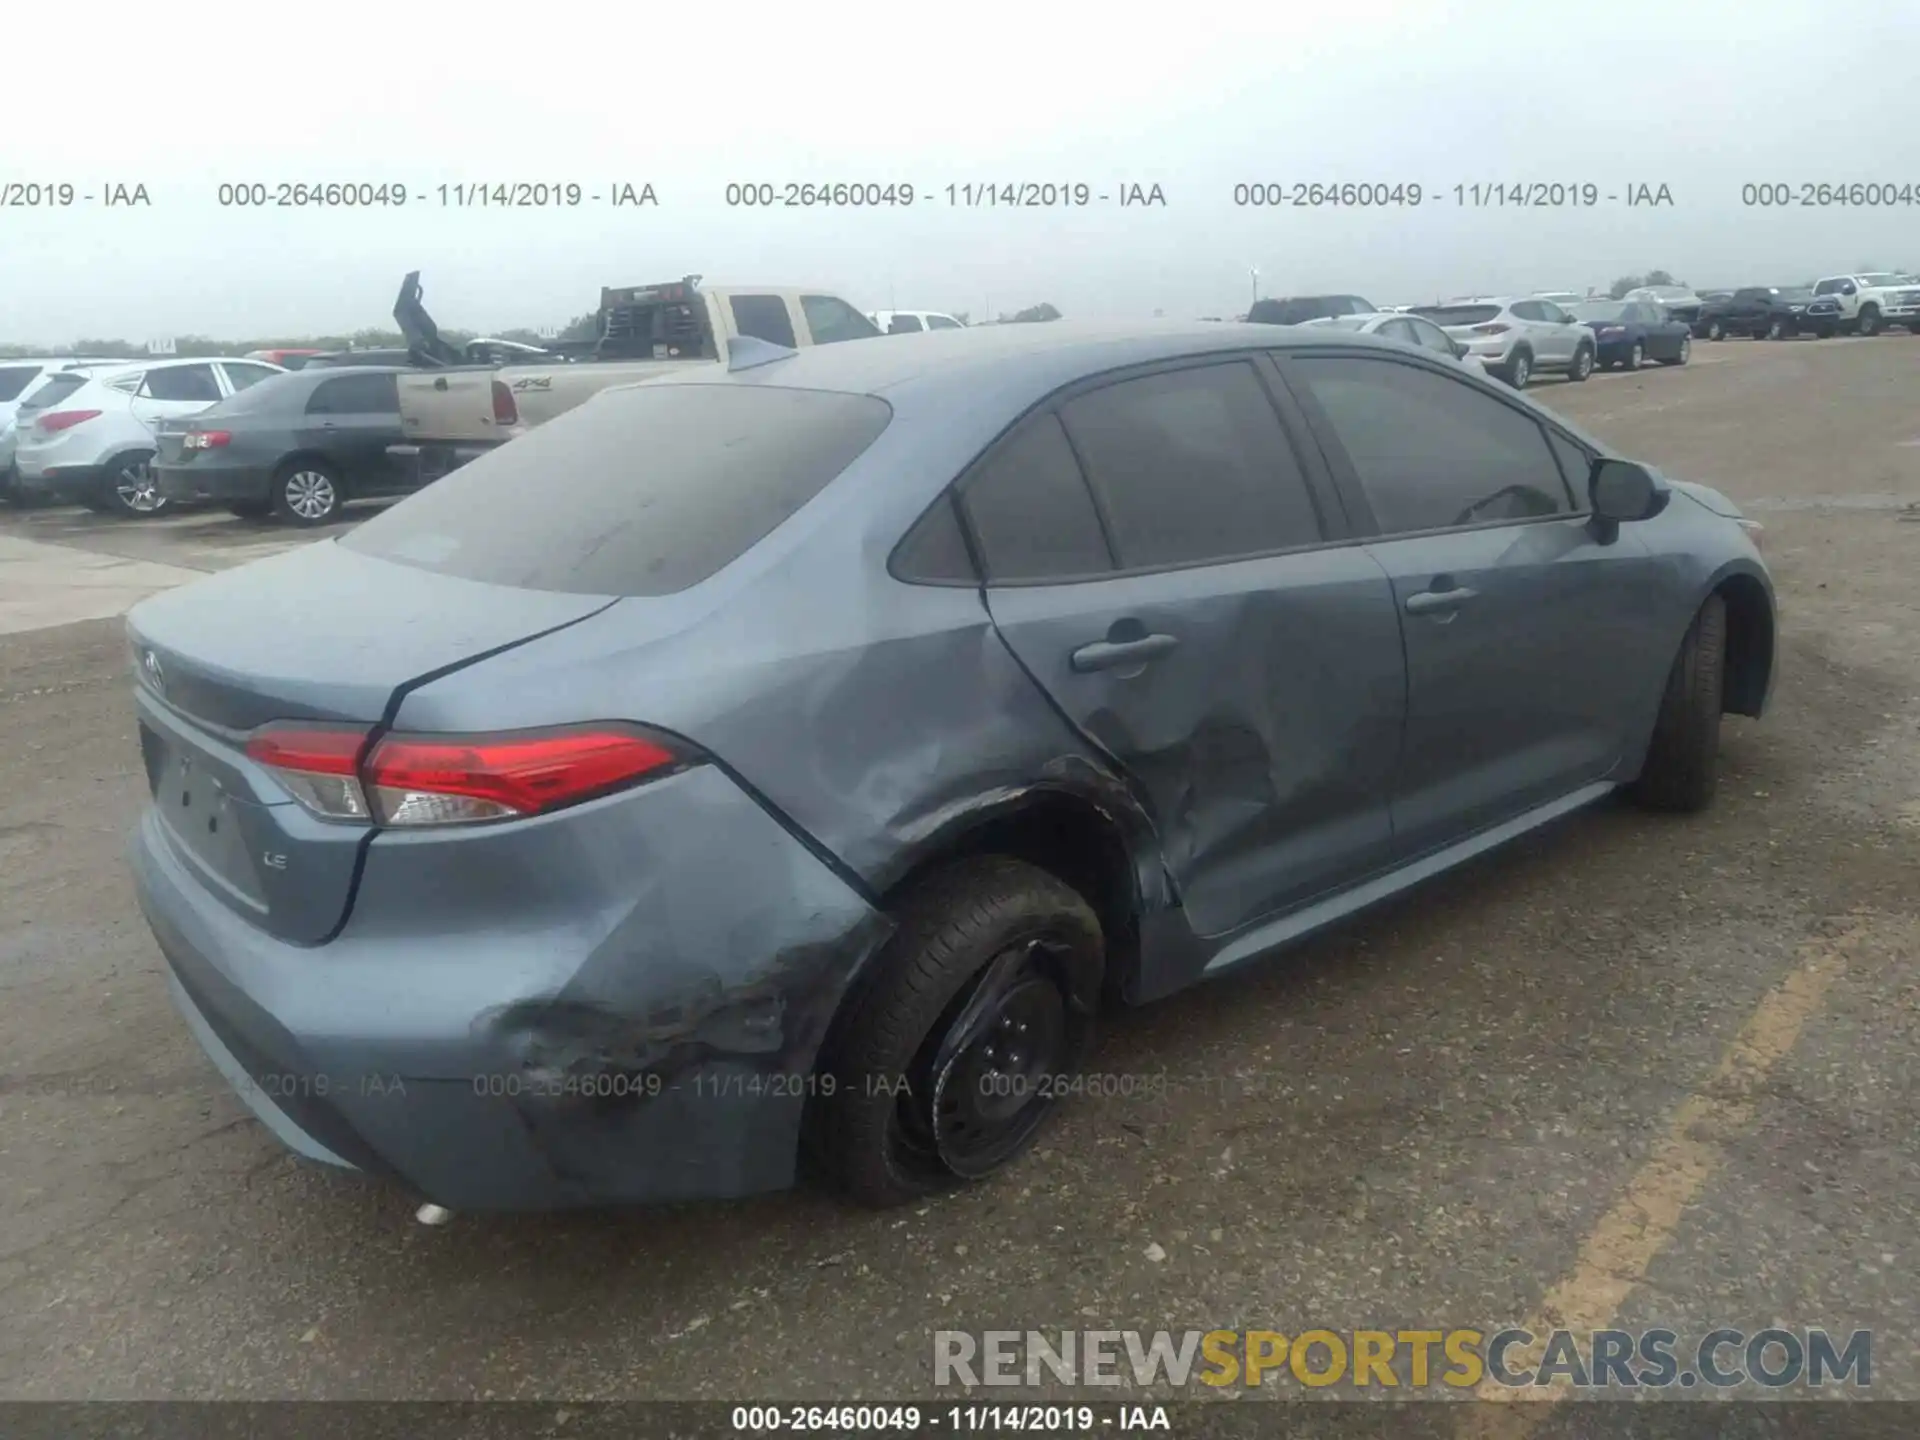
[{"x1": 127, "y1": 541, "x2": 616, "y2": 942}]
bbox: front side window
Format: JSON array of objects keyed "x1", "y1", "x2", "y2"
[
  {"x1": 1291, "y1": 355, "x2": 1572, "y2": 535},
  {"x1": 887, "y1": 314, "x2": 924, "y2": 333},
  {"x1": 1059, "y1": 361, "x2": 1325, "y2": 569}
]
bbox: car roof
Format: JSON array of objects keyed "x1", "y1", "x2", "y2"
[{"x1": 648, "y1": 319, "x2": 1421, "y2": 411}]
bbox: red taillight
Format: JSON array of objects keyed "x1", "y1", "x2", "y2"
[
  {"x1": 184, "y1": 430, "x2": 232, "y2": 450},
  {"x1": 245, "y1": 722, "x2": 681, "y2": 826},
  {"x1": 490, "y1": 379, "x2": 518, "y2": 426},
  {"x1": 1470, "y1": 323, "x2": 1511, "y2": 335},
  {"x1": 38, "y1": 408, "x2": 102, "y2": 433}
]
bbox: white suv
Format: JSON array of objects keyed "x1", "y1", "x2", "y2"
[
  {"x1": 0, "y1": 358, "x2": 128, "y2": 500},
  {"x1": 869, "y1": 309, "x2": 966, "y2": 334},
  {"x1": 11, "y1": 356, "x2": 285, "y2": 516},
  {"x1": 1408, "y1": 297, "x2": 1596, "y2": 389}
]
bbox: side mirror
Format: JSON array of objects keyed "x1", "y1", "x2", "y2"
[
  {"x1": 1589, "y1": 458, "x2": 1670, "y2": 527},
  {"x1": 1452, "y1": 340, "x2": 1468, "y2": 358}
]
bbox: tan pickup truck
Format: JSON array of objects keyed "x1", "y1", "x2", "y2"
[{"x1": 392, "y1": 272, "x2": 883, "y2": 471}]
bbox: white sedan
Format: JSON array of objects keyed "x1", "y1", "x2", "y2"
[{"x1": 1300, "y1": 311, "x2": 1491, "y2": 374}]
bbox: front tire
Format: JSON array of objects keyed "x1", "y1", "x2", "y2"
[
  {"x1": 271, "y1": 461, "x2": 344, "y2": 526},
  {"x1": 102, "y1": 453, "x2": 168, "y2": 519},
  {"x1": 1857, "y1": 307, "x2": 1881, "y2": 337},
  {"x1": 1705, "y1": 318, "x2": 1725, "y2": 341},
  {"x1": 1568, "y1": 344, "x2": 1594, "y2": 382},
  {"x1": 807, "y1": 857, "x2": 1104, "y2": 1208},
  {"x1": 1630, "y1": 594, "x2": 1727, "y2": 814},
  {"x1": 1764, "y1": 316, "x2": 1786, "y2": 340}
]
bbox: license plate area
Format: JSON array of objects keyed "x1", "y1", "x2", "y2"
[{"x1": 143, "y1": 721, "x2": 268, "y2": 907}]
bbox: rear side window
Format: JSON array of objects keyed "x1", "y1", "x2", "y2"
[
  {"x1": 730, "y1": 295, "x2": 797, "y2": 348},
  {"x1": 306, "y1": 373, "x2": 399, "y2": 415},
  {"x1": 0, "y1": 366, "x2": 43, "y2": 402},
  {"x1": 1058, "y1": 362, "x2": 1325, "y2": 568},
  {"x1": 960, "y1": 413, "x2": 1112, "y2": 582},
  {"x1": 221, "y1": 362, "x2": 283, "y2": 392},
  {"x1": 804, "y1": 295, "x2": 882, "y2": 344},
  {"x1": 1291, "y1": 355, "x2": 1572, "y2": 534},
  {"x1": 141, "y1": 365, "x2": 221, "y2": 402},
  {"x1": 343, "y1": 385, "x2": 892, "y2": 596},
  {"x1": 887, "y1": 314, "x2": 924, "y2": 333}
]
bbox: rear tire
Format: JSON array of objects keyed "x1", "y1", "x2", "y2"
[
  {"x1": 1630, "y1": 594, "x2": 1727, "y2": 814},
  {"x1": 102, "y1": 453, "x2": 168, "y2": 519},
  {"x1": 807, "y1": 857, "x2": 1103, "y2": 1208},
  {"x1": 1764, "y1": 316, "x2": 1786, "y2": 340},
  {"x1": 1500, "y1": 349, "x2": 1533, "y2": 389},
  {"x1": 271, "y1": 461, "x2": 343, "y2": 526}
]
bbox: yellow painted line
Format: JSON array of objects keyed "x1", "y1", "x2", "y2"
[{"x1": 1454, "y1": 919, "x2": 1875, "y2": 1439}]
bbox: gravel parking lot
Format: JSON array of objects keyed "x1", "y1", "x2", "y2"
[{"x1": 2, "y1": 337, "x2": 1917, "y2": 1407}]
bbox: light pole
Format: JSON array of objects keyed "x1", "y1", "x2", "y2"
[{"x1": 1250, "y1": 267, "x2": 1259, "y2": 308}]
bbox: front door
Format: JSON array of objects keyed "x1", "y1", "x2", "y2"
[
  {"x1": 963, "y1": 359, "x2": 1408, "y2": 938},
  {"x1": 1279, "y1": 349, "x2": 1667, "y2": 855}
]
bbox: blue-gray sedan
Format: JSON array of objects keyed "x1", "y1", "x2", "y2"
[{"x1": 124, "y1": 321, "x2": 1776, "y2": 1212}]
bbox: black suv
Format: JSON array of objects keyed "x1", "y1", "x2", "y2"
[
  {"x1": 1248, "y1": 294, "x2": 1377, "y2": 325},
  {"x1": 1694, "y1": 286, "x2": 1820, "y2": 341}
]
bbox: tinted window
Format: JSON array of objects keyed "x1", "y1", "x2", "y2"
[
  {"x1": 221, "y1": 362, "x2": 282, "y2": 392},
  {"x1": 1411, "y1": 305, "x2": 1501, "y2": 326},
  {"x1": 960, "y1": 412, "x2": 1112, "y2": 582},
  {"x1": 0, "y1": 366, "x2": 43, "y2": 402},
  {"x1": 141, "y1": 365, "x2": 221, "y2": 402},
  {"x1": 892, "y1": 494, "x2": 976, "y2": 583},
  {"x1": 1537, "y1": 301, "x2": 1571, "y2": 323},
  {"x1": 927, "y1": 315, "x2": 962, "y2": 330},
  {"x1": 21, "y1": 373, "x2": 90, "y2": 410},
  {"x1": 1573, "y1": 302, "x2": 1630, "y2": 322},
  {"x1": 887, "y1": 314, "x2": 924, "y2": 333},
  {"x1": 1379, "y1": 318, "x2": 1418, "y2": 343},
  {"x1": 201, "y1": 372, "x2": 300, "y2": 416},
  {"x1": 1545, "y1": 430, "x2": 1593, "y2": 507},
  {"x1": 1060, "y1": 362, "x2": 1324, "y2": 568},
  {"x1": 729, "y1": 294, "x2": 797, "y2": 348},
  {"x1": 306, "y1": 372, "x2": 399, "y2": 415},
  {"x1": 344, "y1": 385, "x2": 891, "y2": 596},
  {"x1": 1509, "y1": 301, "x2": 1546, "y2": 321},
  {"x1": 803, "y1": 295, "x2": 882, "y2": 344},
  {"x1": 1293, "y1": 356, "x2": 1571, "y2": 534}
]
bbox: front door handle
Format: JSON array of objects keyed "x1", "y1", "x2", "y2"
[
  {"x1": 1404, "y1": 586, "x2": 1478, "y2": 615},
  {"x1": 1070, "y1": 633, "x2": 1179, "y2": 673}
]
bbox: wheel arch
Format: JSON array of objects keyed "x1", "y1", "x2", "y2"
[
  {"x1": 867, "y1": 781, "x2": 1167, "y2": 1008},
  {"x1": 1713, "y1": 567, "x2": 1775, "y2": 717}
]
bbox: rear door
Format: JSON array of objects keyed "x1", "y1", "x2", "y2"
[
  {"x1": 298, "y1": 372, "x2": 407, "y2": 492},
  {"x1": 973, "y1": 356, "x2": 1407, "y2": 941},
  {"x1": 1277, "y1": 348, "x2": 1669, "y2": 855},
  {"x1": 130, "y1": 362, "x2": 225, "y2": 434}
]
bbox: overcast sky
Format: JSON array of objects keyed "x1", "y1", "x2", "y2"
[{"x1": 3, "y1": 0, "x2": 1918, "y2": 344}]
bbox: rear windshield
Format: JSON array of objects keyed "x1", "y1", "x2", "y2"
[
  {"x1": 1571, "y1": 302, "x2": 1630, "y2": 321},
  {"x1": 18, "y1": 372, "x2": 91, "y2": 410},
  {"x1": 1411, "y1": 305, "x2": 1502, "y2": 326},
  {"x1": 343, "y1": 384, "x2": 893, "y2": 596},
  {"x1": 0, "y1": 366, "x2": 44, "y2": 402}
]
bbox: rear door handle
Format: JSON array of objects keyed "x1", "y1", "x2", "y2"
[
  {"x1": 1404, "y1": 586, "x2": 1478, "y2": 615},
  {"x1": 1070, "y1": 633, "x2": 1179, "y2": 673}
]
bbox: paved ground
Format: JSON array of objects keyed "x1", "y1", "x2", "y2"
[{"x1": 1, "y1": 338, "x2": 1917, "y2": 1410}]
